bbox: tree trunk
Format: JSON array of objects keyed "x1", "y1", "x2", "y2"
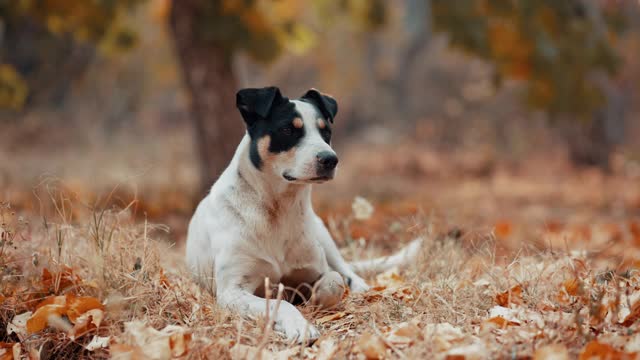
[
  {"x1": 562, "y1": 78, "x2": 626, "y2": 171},
  {"x1": 169, "y1": 0, "x2": 245, "y2": 198}
]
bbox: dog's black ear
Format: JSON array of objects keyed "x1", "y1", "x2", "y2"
[
  {"x1": 236, "y1": 87, "x2": 285, "y2": 126},
  {"x1": 301, "y1": 89, "x2": 338, "y2": 123}
]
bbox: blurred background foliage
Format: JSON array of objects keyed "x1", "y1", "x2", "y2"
[{"x1": 0, "y1": 0, "x2": 639, "y2": 197}]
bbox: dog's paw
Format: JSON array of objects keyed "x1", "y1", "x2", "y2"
[
  {"x1": 276, "y1": 318, "x2": 320, "y2": 344},
  {"x1": 349, "y1": 276, "x2": 370, "y2": 293}
]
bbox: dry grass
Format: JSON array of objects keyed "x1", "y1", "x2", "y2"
[{"x1": 2, "y1": 181, "x2": 640, "y2": 360}]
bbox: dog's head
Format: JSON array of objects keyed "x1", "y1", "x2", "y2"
[{"x1": 236, "y1": 86, "x2": 338, "y2": 184}]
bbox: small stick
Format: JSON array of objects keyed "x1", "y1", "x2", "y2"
[{"x1": 256, "y1": 283, "x2": 285, "y2": 356}]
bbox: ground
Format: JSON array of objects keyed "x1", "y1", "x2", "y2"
[{"x1": 1, "y1": 140, "x2": 640, "y2": 359}]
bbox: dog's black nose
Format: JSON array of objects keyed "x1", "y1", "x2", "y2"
[{"x1": 316, "y1": 151, "x2": 339, "y2": 170}]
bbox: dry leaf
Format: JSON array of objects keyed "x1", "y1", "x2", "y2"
[
  {"x1": 579, "y1": 340, "x2": 637, "y2": 360},
  {"x1": 6, "y1": 312, "x2": 31, "y2": 339},
  {"x1": 86, "y1": 336, "x2": 111, "y2": 351},
  {"x1": 66, "y1": 295, "x2": 104, "y2": 322},
  {"x1": 0, "y1": 342, "x2": 19, "y2": 360},
  {"x1": 26, "y1": 304, "x2": 67, "y2": 333},
  {"x1": 26, "y1": 295, "x2": 103, "y2": 334},
  {"x1": 121, "y1": 321, "x2": 192, "y2": 360},
  {"x1": 70, "y1": 309, "x2": 105, "y2": 339},
  {"x1": 385, "y1": 321, "x2": 420, "y2": 346},
  {"x1": 316, "y1": 311, "x2": 347, "y2": 324},
  {"x1": 316, "y1": 338, "x2": 338, "y2": 360},
  {"x1": 486, "y1": 316, "x2": 520, "y2": 328},
  {"x1": 495, "y1": 284, "x2": 524, "y2": 306},
  {"x1": 110, "y1": 343, "x2": 146, "y2": 360},
  {"x1": 230, "y1": 344, "x2": 298, "y2": 360},
  {"x1": 534, "y1": 344, "x2": 569, "y2": 360},
  {"x1": 424, "y1": 323, "x2": 467, "y2": 352},
  {"x1": 356, "y1": 332, "x2": 387, "y2": 359},
  {"x1": 445, "y1": 341, "x2": 488, "y2": 360},
  {"x1": 41, "y1": 266, "x2": 81, "y2": 293},
  {"x1": 487, "y1": 306, "x2": 521, "y2": 325}
]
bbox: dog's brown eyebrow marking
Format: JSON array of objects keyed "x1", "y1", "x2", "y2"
[
  {"x1": 317, "y1": 118, "x2": 326, "y2": 129},
  {"x1": 293, "y1": 117, "x2": 303, "y2": 129}
]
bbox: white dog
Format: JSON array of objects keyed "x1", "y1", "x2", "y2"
[{"x1": 186, "y1": 86, "x2": 420, "y2": 342}]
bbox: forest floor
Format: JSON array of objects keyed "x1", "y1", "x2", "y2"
[{"x1": 1, "y1": 140, "x2": 640, "y2": 359}]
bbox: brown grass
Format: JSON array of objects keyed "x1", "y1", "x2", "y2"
[{"x1": 2, "y1": 181, "x2": 640, "y2": 360}]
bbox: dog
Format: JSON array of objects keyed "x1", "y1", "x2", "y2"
[{"x1": 186, "y1": 86, "x2": 421, "y2": 342}]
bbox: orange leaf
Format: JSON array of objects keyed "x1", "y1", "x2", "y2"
[
  {"x1": 66, "y1": 295, "x2": 104, "y2": 323},
  {"x1": 579, "y1": 341, "x2": 636, "y2": 360},
  {"x1": 41, "y1": 266, "x2": 81, "y2": 294},
  {"x1": 494, "y1": 220, "x2": 512, "y2": 238},
  {"x1": 563, "y1": 278, "x2": 580, "y2": 297},
  {"x1": 26, "y1": 304, "x2": 67, "y2": 333},
  {"x1": 70, "y1": 309, "x2": 104, "y2": 339},
  {"x1": 486, "y1": 316, "x2": 519, "y2": 328},
  {"x1": 495, "y1": 285, "x2": 523, "y2": 306},
  {"x1": 0, "y1": 342, "x2": 17, "y2": 360}
]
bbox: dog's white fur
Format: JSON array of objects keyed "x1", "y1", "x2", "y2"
[{"x1": 186, "y1": 100, "x2": 420, "y2": 342}]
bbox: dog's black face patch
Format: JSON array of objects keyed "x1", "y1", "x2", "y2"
[{"x1": 246, "y1": 100, "x2": 304, "y2": 169}]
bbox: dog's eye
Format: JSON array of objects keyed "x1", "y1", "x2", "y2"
[{"x1": 321, "y1": 128, "x2": 332, "y2": 143}]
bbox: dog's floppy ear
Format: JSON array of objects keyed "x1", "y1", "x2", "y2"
[
  {"x1": 236, "y1": 86, "x2": 285, "y2": 126},
  {"x1": 301, "y1": 89, "x2": 338, "y2": 123}
]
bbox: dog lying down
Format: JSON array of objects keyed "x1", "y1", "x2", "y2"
[{"x1": 186, "y1": 86, "x2": 421, "y2": 343}]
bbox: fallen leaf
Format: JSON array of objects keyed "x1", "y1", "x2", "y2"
[
  {"x1": 488, "y1": 306, "x2": 521, "y2": 326},
  {"x1": 0, "y1": 342, "x2": 19, "y2": 360},
  {"x1": 385, "y1": 321, "x2": 420, "y2": 346},
  {"x1": 316, "y1": 311, "x2": 347, "y2": 324},
  {"x1": 121, "y1": 321, "x2": 191, "y2": 360},
  {"x1": 41, "y1": 266, "x2": 81, "y2": 294},
  {"x1": 445, "y1": 340, "x2": 488, "y2": 360},
  {"x1": 110, "y1": 343, "x2": 146, "y2": 360},
  {"x1": 486, "y1": 316, "x2": 520, "y2": 328},
  {"x1": 26, "y1": 304, "x2": 67, "y2": 333},
  {"x1": 579, "y1": 340, "x2": 637, "y2": 360},
  {"x1": 534, "y1": 344, "x2": 569, "y2": 360},
  {"x1": 6, "y1": 312, "x2": 31, "y2": 339},
  {"x1": 316, "y1": 338, "x2": 338, "y2": 360},
  {"x1": 26, "y1": 295, "x2": 103, "y2": 334},
  {"x1": 495, "y1": 284, "x2": 523, "y2": 306},
  {"x1": 230, "y1": 344, "x2": 298, "y2": 360},
  {"x1": 70, "y1": 309, "x2": 105, "y2": 339},
  {"x1": 86, "y1": 336, "x2": 110, "y2": 351},
  {"x1": 66, "y1": 295, "x2": 104, "y2": 323},
  {"x1": 356, "y1": 332, "x2": 387, "y2": 359}
]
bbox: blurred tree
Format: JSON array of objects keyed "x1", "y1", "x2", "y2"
[
  {"x1": 0, "y1": 1, "x2": 142, "y2": 111},
  {"x1": 431, "y1": 0, "x2": 628, "y2": 169}
]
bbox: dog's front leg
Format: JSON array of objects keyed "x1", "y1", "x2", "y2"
[
  {"x1": 215, "y1": 262, "x2": 320, "y2": 343},
  {"x1": 217, "y1": 286, "x2": 320, "y2": 343},
  {"x1": 312, "y1": 216, "x2": 370, "y2": 293}
]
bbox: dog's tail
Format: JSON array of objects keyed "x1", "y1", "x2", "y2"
[{"x1": 349, "y1": 238, "x2": 423, "y2": 274}]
